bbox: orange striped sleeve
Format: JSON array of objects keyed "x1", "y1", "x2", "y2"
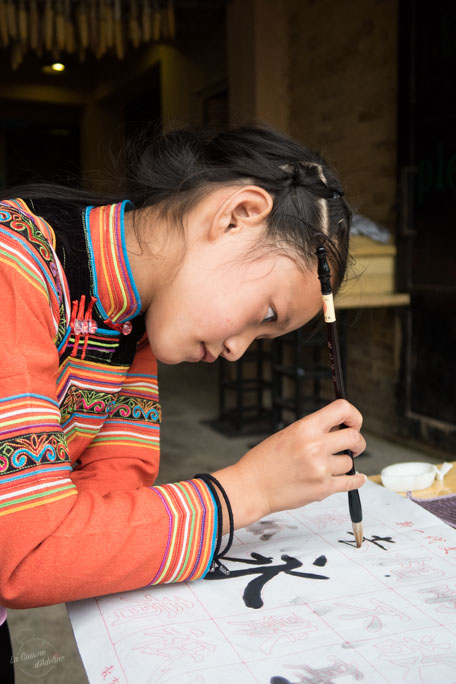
[{"x1": 149, "y1": 479, "x2": 217, "y2": 584}]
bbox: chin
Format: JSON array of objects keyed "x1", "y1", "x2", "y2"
[
  {"x1": 148, "y1": 335, "x2": 199, "y2": 365},
  {"x1": 157, "y1": 357, "x2": 182, "y2": 365},
  {"x1": 154, "y1": 351, "x2": 183, "y2": 365},
  {"x1": 152, "y1": 346, "x2": 191, "y2": 365}
]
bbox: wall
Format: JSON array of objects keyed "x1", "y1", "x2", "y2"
[
  {"x1": 81, "y1": 27, "x2": 226, "y2": 185},
  {"x1": 227, "y1": 0, "x2": 404, "y2": 438},
  {"x1": 285, "y1": 0, "x2": 401, "y2": 437},
  {"x1": 227, "y1": 0, "x2": 288, "y2": 130},
  {"x1": 287, "y1": 0, "x2": 398, "y2": 228},
  {"x1": 0, "y1": 19, "x2": 227, "y2": 186}
]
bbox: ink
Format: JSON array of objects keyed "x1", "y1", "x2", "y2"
[
  {"x1": 246, "y1": 519, "x2": 298, "y2": 541},
  {"x1": 205, "y1": 553, "x2": 329, "y2": 609},
  {"x1": 313, "y1": 555, "x2": 327, "y2": 567},
  {"x1": 338, "y1": 532, "x2": 396, "y2": 551}
]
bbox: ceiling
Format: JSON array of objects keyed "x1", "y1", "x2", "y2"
[{"x1": 0, "y1": 0, "x2": 229, "y2": 93}]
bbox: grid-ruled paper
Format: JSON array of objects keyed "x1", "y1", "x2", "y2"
[{"x1": 68, "y1": 480, "x2": 456, "y2": 683}]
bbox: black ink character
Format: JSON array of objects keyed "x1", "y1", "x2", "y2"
[
  {"x1": 205, "y1": 552, "x2": 328, "y2": 609},
  {"x1": 313, "y1": 555, "x2": 327, "y2": 567},
  {"x1": 338, "y1": 532, "x2": 396, "y2": 551}
]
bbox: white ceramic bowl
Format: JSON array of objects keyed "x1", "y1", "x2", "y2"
[{"x1": 381, "y1": 462, "x2": 437, "y2": 492}]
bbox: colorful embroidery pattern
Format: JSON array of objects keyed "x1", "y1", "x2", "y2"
[
  {"x1": 122, "y1": 370, "x2": 159, "y2": 402},
  {"x1": 0, "y1": 393, "x2": 61, "y2": 437},
  {"x1": 0, "y1": 432, "x2": 70, "y2": 475},
  {"x1": 63, "y1": 331, "x2": 121, "y2": 358},
  {"x1": 0, "y1": 204, "x2": 53, "y2": 262},
  {"x1": 0, "y1": 198, "x2": 216, "y2": 596},
  {"x1": 85, "y1": 203, "x2": 141, "y2": 326},
  {"x1": 0, "y1": 391, "x2": 75, "y2": 516},
  {"x1": 0, "y1": 199, "x2": 69, "y2": 347},
  {"x1": 56, "y1": 356, "x2": 130, "y2": 404},
  {"x1": 0, "y1": 474, "x2": 76, "y2": 518},
  {"x1": 110, "y1": 397, "x2": 161, "y2": 423},
  {"x1": 149, "y1": 479, "x2": 217, "y2": 584},
  {"x1": 0, "y1": 427, "x2": 76, "y2": 518},
  {"x1": 60, "y1": 387, "x2": 160, "y2": 432},
  {"x1": 60, "y1": 387, "x2": 115, "y2": 423}
]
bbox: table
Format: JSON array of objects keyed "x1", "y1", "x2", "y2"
[
  {"x1": 68, "y1": 479, "x2": 456, "y2": 683},
  {"x1": 336, "y1": 291, "x2": 411, "y2": 310}
]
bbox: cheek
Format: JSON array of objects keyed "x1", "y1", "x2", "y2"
[
  {"x1": 143, "y1": 307, "x2": 164, "y2": 358},
  {"x1": 200, "y1": 315, "x2": 234, "y2": 341},
  {"x1": 143, "y1": 278, "x2": 249, "y2": 360},
  {"x1": 144, "y1": 299, "x2": 182, "y2": 358}
]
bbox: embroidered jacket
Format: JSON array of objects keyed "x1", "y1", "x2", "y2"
[{"x1": 0, "y1": 198, "x2": 217, "y2": 608}]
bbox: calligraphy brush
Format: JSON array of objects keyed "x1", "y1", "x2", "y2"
[{"x1": 316, "y1": 245, "x2": 363, "y2": 547}]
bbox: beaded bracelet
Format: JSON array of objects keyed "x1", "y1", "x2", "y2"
[{"x1": 194, "y1": 473, "x2": 234, "y2": 573}]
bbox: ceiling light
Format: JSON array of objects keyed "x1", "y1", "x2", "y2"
[{"x1": 41, "y1": 63, "x2": 66, "y2": 74}]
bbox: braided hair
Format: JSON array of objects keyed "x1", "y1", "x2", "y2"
[
  {"x1": 124, "y1": 126, "x2": 352, "y2": 291},
  {"x1": 0, "y1": 125, "x2": 352, "y2": 291}
]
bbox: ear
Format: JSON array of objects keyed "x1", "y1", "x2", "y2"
[{"x1": 209, "y1": 185, "x2": 273, "y2": 241}]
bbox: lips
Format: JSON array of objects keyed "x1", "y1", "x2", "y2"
[{"x1": 200, "y1": 343, "x2": 217, "y2": 363}]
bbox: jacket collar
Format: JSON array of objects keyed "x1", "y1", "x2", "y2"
[{"x1": 84, "y1": 201, "x2": 142, "y2": 327}]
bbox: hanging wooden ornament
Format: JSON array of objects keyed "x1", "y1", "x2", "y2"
[
  {"x1": 88, "y1": 0, "x2": 97, "y2": 52},
  {"x1": 142, "y1": 0, "x2": 152, "y2": 43},
  {"x1": 43, "y1": 0, "x2": 54, "y2": 52},
  {"x1": 167, "y1": 0, "x2": 175, "y2": 40},
  {"x1": 1, "y1": 0, "x2": 178, "y2": 68},
  {"x1": 18, "y1": 0, "x2": 28, "y2": 44},
  {"x1": 6, "y1": 0, "x2": 18, "y2": 41},
  {"x1": 152, "y1": 0, "x2": 161, "y2": 42},
  {"x1": 105, "y1": 0, "x2": 114, "y2": 48},
  {"x1": 0, "y1": 2, "x2": 9, "y2": 48},
  {"x1": 129, "y1": 0, "x2": 141, "y2": 49},
  {"x1": 78, "y1": 0, "x2": 89, "y2": 50},
  {"x1": 114, "y1": 0, "x2": 124, "y2": 60},
  {"x1": 56, "y1": 0, "x2": 66, "y2": 51},
  {"x1": 64, "y1": 0, "x2": 75, "y2": 53},
  {"x1": 29, "y1": 0, "x2": 39, "y2": 51}
]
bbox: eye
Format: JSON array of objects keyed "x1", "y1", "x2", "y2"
[{"x1": 263, "y1": 306, "x2": 277, "y2": 324}]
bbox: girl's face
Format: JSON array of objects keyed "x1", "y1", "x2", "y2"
[{"x1": 144, "y1": 229, "x2": 323, "y2": 365}]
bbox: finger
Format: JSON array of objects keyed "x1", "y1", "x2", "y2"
[
  {"x1": 324, "y1": 426, "x2": 366, "y2": 458},
  {"x1": 329, "y1": 453, "x2": 355, "y2": 476},
  {"x1": 307, "y1": 399, "x2": 363, "y2": 433},
  {"x1": 331, "y1": 472, "x2": 367, "y2": 494}
]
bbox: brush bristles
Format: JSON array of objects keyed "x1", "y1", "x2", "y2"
[{"x1": 352, "y1": 522, "x2": 363, "y2": 548}]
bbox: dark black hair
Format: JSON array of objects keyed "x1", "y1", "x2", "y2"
[{"x1": 1, "y1": 125, "x2": 352, "y2": 289}]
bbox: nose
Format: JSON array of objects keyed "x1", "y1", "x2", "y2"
[{"x1": 222, "y1": 333, "x2": 256, "y2": 362}]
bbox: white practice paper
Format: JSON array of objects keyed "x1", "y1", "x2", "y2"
[{"x1": 68, "y1": 481, "x2": 456, "y2": 683}]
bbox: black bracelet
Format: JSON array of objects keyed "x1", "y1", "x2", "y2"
[
  {"x1": 194, "y1": 473, "x2": 234, "y2": 560},
  {"x1": 194, "y1": 474, "x2": 223, "y2": 562}
]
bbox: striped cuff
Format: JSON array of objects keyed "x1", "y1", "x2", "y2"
[{"x1": 148, "y1": 479, "x2": 218, "y2": 585}]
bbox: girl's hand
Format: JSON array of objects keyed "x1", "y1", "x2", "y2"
[{"x1": 212, "y1": 399, "x2": 367, "y2": 532}]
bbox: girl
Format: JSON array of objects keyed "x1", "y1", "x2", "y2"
[{"x1": 0, "y1": 126, "x2": 366, "y2": 612}]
